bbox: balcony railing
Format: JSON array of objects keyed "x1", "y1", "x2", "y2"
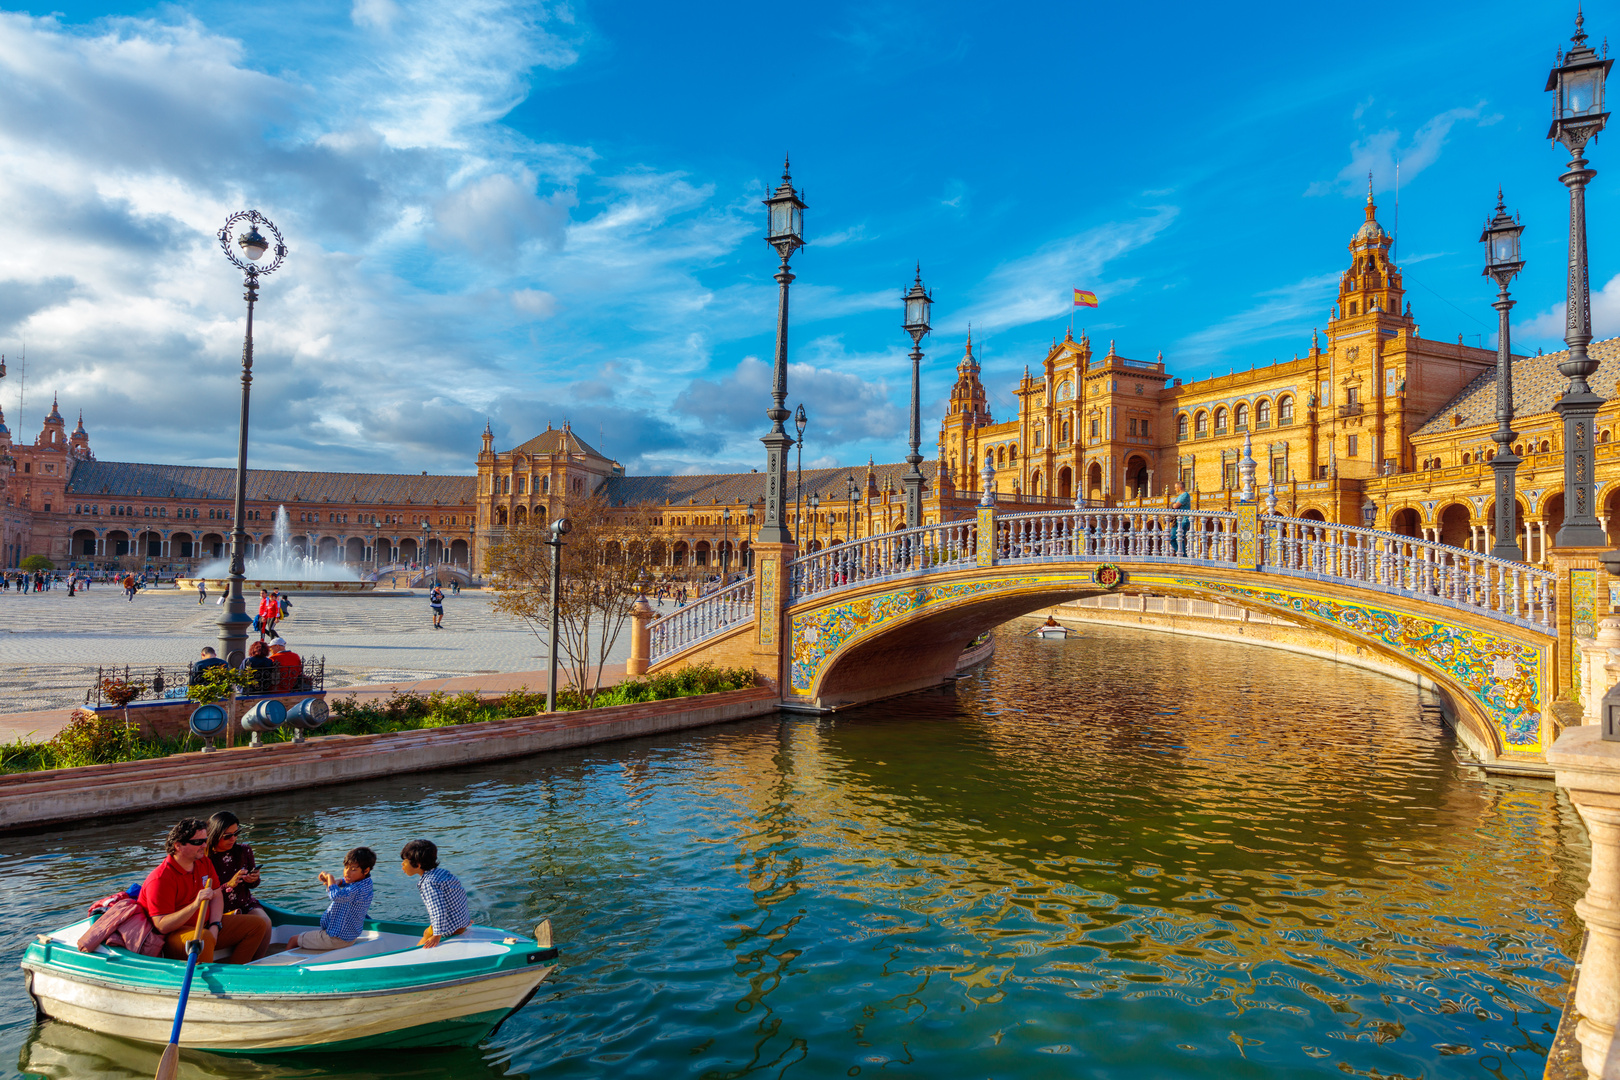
[{"x1": 1339, "y1": 403, "x2": 1364, "y2": 417}]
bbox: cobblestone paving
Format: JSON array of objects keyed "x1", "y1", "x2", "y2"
[{"x1": 0, "y1": 586, "x2": 645, "y2": 713}]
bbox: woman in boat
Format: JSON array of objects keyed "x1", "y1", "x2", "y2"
[
  {"x1": 207, "y1": 811, "x2": 272, "y2": 960},
  {"x1": 138, "y1": 817, "x2": 269, "y2": 964}
]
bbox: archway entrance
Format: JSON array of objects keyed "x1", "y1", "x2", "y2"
[
  {"x1": 1438, "y1": 504, "x2": 1473, "y2": 549},
  {"x1": 1125, "y1": 456, "x2": 1149, "y2": 498},
  {"x1": 1057, "y1": 467, "x2": 1072, "y2": 501},
  {"x1": 1087, "y1": 463, "x2": 1103, "y2": 501},
  {"x1": 1390, "y1": 508, "x2": 1420, "y2": 538}
]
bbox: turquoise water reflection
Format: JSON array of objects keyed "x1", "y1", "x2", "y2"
[{"x1": 1, "y1": 623, "x2": 1588, "y2": 1078}]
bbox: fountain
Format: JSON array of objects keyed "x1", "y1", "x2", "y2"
[{"x1": 176, "y1": 506, "x2": 378, "y2": 593}]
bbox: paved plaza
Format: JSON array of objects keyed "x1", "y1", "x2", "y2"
[{"x1": 0, "y1": 585, "x2": 646, "y2": 716}]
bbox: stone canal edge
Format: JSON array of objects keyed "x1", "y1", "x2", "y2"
[{"x1": 0, "y1": 687, "x2": 781, "y2": 832}]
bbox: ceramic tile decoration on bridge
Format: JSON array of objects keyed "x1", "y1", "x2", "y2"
[{"x1": 644, "y1": 504, "x2": 1562, "y2": 763}]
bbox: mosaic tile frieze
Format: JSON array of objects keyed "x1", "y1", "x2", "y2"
[
  {"x1": 1168, "y1": 576, "x2": 1546, "y2": 752},
  {"x1": 789, "y1": 575, "x2": 1046, "y2": 694}
]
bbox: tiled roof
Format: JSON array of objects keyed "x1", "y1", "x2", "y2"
[
  {"x1": 602, "y1": 461, "x2": 939, "y2": 506},
  {"x1": 1414, "y1": 336, "x2": 1620, "y2": 438},
  {"x1": 509, "y1": 427, "x2": 608, "y2": 460},
  {"x1": 66, "y1": 460, "x2": 477, "y2": 506}
]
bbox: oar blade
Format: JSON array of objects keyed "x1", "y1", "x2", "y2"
[{"x1": 153, "y1": 1041, "x2": 180, "y2": 1080}]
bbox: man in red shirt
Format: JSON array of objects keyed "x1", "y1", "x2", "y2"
[
  {"x1": 268, "y1": 638, "x2": 303, "y2": 693},
  {"x1": 139, "y1": 817, "x2": 269, "y2": 963}
]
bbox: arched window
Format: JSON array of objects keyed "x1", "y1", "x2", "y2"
[
  {"x1": 997, "y1": 447, "x2": 1006, "y2": 467},
  {"x1": 541, "y1": 477, "x2": 549, "y2": 493},
  {"x1": 1177, "y1": 414, "x2": 1189, "y2": 440},
  {"x1": 1540, "y1": 440, "x2": 1551, "y2": 453},
  {"x1": 1603, "y1": 430, "x2": 1613, "y2": 444},
  {"x1": 1278, "y1": 396, "x2": 1293, "y2": 424},
  {"x1": 1462, "y1": 453, "x2": 1471, "y2": 464},
  {"x1": 1256, "y1": 399, "x2": 1271, "y2": 427},
  {"x1": 1194, "y1": 411, "x2": 1208, "y2": 436},
  {"x1": 1234, "y1": 403, "x2": 1249, "y2": 430},
  {"x1": 1009, "y1": 445, "x2": 1018, "y2": 463},
  {"x1": 1214, "y1": 408, "x2": 1228, "y2": 434}
]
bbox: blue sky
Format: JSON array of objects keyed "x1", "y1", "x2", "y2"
[{"x1": 0, "y1": 0, "x2": 1613, "y2": 477}]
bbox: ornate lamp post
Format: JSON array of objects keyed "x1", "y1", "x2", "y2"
[
  {"x1": 1547, "y1": 12, "x2": 1612, "y2": 547},
  {"x1": 794, "y1": 404, "x2": 808, "y2": 550},
  {"x1": 759, "y1": 158, "x2": 807, "y2": 546},
  {"x1": 1483, "y1": 191, "x2": 1526, "y2": 561},
  {"x1": 544, "y1": 517, "x2": 571, "y2": 711},
  {"x1": 721, "y1": 505, "x2": 731, "y2": 582},
  {"x1": 809, "y1": 493, "x2": 820, "y2": 547},
  {"x1": 216, "y1": 211, "x2": 287, "y2": 666},
  {"x1": 846, "y1": 477, "x2": 859, "y2": 542},
  {"x1": 902, "y1": 267, "x2": 933, "y2": 529},
  {"x1": 420, "y1": 521, "x2": 432, "y2": 583}
]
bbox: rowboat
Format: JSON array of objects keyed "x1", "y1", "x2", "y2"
[
  {"x1": 1033, "y1": 622, "x2": 1071, "y2": 639},
  {"x1": 20, "y1": 901, "x2": 557, "y2": 1054}
]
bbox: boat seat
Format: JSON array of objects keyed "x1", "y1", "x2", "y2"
[{"x1": 249, "y1": 929, "x2": 422, "y2": 967}]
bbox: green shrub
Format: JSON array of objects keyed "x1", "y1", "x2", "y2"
[{"x1": 19, "y1": 555, "x2": 54, "y2": 572}]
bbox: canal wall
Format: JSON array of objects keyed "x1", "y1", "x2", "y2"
[
  {"x1": 0, "y1": 687, "x2": 781, "y2": 832},
  {"x1": 1039, "y1": 594, "x2": 1500, "y2": 765}
]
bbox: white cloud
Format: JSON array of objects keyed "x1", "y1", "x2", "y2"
[
  {"x1": 953, "y1": 207, "x2": 1179, "y2": 334},
  {"x1": 351, "y1": 0, "x2": 399, "y2": 31},
  {"x1": 433, "y1": 171, "x2": 574, "y2": 257},
  {"x1": 511, "y1": 288, "x2": 557, "y2": 317},
  {"x1": 1173, "y1": 271, "x2": 1341, "y2": 364},
  {"x1": 1517, "y1": 272, "x2": 1620, "y2": 342},
  {"x1": 1308, "y1": 103, "x2": 1491, "y2": 197}
]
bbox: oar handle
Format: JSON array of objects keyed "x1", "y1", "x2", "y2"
[{"x1": 164, "y1": 878, "x2": 211, "y2": 1047}]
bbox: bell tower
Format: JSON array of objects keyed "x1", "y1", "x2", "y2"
[
  {"x1": 1332, "y1": 177, "x2": 1409, "y2": 329},
  {"x1": 938, "y1": 331, "x2": 992, "y2": 486}
]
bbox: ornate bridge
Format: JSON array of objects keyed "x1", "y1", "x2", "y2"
[{"x1": 646, "y1": 504, "x2": 1568, "y2": 764}]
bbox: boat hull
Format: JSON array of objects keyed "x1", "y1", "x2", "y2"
[{"x1": 25, "y1": 964, "x2": 549, "y2": 1053}]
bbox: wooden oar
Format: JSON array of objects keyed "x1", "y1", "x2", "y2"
[{"x1": 154, "y1": 877, "x2": 210, "y2": 1080}]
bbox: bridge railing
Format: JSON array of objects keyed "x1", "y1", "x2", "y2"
[
  {"x1": 788, "y1": 520, "x2": 979, "y2": 603},
  {"x1": 648, "y1": 575, "x2": 756, "y2": 663},
  {"x1": 995, "y1": 508, "x2": 1555, "y2": 630}
]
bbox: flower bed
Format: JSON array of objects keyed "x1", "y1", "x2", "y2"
[{"x1": 0, "y1": 664, "x2": 756, "y2": 774}]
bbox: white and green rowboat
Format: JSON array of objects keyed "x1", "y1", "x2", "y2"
[{"x1": 20, "y1": 901, "x2": 558, "y2": 1053}]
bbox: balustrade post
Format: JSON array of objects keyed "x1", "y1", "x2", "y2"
[
  {"x1": 750, "y1": 541, "x2": 793, "y2": 694},
  {"x1": 976, "y1": 500, "x2": 998, "y2": 569},
  {"x1": 626, "y1": 595, "x2": 654, "y2": 676}
]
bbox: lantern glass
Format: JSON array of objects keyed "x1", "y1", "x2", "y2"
[
  {"x1": 239, "y1": 226, "x2": 269, "y2": 262},
  {"x1": 905, "y1": 291, "x2": 931, "y2": 333},
  {"x1": 1564, "y1": 65, "x2": 1603, "y2": 117},
  {"x1": 1361, "y1": 499, "x2": 1377, "y2": 528}
]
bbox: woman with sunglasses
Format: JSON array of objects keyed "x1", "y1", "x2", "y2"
[
  {"x1": 207, "y1": 811, "x2": 272, "y2": 959},
  {"x1": 137, "y1": 817, "x2": 269, "y2": 964}
]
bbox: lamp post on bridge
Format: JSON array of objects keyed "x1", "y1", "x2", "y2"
[
  {"x1": 721, "y1": 505, "x2": 731, "y2": 583},
  {"x1": 902, "y1": 268, "x2": 933, "y2": 529},
  {"x1": 544, "y1": 517, "x2": 571, "y2": 711},
  {"x1": 1547, "y1": 11, "x2": 1612, "y2": 548},
  {"x1": 794, "y1": 404, "x2": 808, "y2": 550},
  {"x1": 846, "y1": 476, "x2": 859, "y2": 542},
  {"x1": 758, "y1": 158, "x2": 807, "y2": 546},
  {"x1": 1483, "y1": 190, "x2": 1526, "y2": 562},
  {"x1": 215, "y1": 210, "x2": 287, "y2": 667},
  {"x1": 809, "y1": 493, "x2": 820, "y2": 548}
]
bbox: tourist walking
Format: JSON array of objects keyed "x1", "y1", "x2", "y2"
[
  {"x1": 122, "y1": 573, "x2": 136, "y2": 601},
  {"x1": 429, "y1": 585, "x2": 445, "y2": 629},
  {"x1": 197, "y1": 580, "x2": 207, "y2": 605}
]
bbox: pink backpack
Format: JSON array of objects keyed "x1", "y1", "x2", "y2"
[{"x1": 77, "y1": 894, "x2": 164, "y2": 957}]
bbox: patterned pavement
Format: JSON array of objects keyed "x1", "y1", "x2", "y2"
[{"x1": 0, "y1": 585, "x2": 649, "y2": 715}]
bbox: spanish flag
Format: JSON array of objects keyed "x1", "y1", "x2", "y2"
[{"x1": 1073, "y1": 289, "x2": 1098, "y2": 308}]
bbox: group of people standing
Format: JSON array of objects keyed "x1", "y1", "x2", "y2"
[
  {"x1": 4, "y1": 570, "x2": 61, "y2": 592},
  {"x1": 126, "y1": 812, "x2": 472, "y2": 964}
]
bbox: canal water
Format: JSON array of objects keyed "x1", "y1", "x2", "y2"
[{"x1": 0, "y1": 623, "x2": 1589, "y2": 1079}]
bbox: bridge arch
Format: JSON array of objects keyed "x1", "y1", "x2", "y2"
[{"x1": 787, "y1": 566, "x2": 1544, "y2": 762}]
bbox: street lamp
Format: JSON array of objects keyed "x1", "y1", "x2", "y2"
[
  {"x1": 794, "y1": 404, "x2": 808, "y2": 550},
  {"x1": 758, "y1": 158, "x2": 807, "y2": 546},
  {"x1": 1361, "y1": 496, "x2": 1378, "y2": 530},
  {"x1": 215, "y1": 210, "x2": 287, "y2": 667},
  {"x1": 544, "y1": 517, "x2": 571, "y2": 711},
  {"x1": 1547, "y1": 11, "x2": 1612, "y2": 547},
  {"x1": 902, "y1": 266, "x2": 933, "y2": 529},
  {"x1": 420, "y1": 521, "x2": 433, "y2": 584},
  {"x1": 847, "y1": 476, "x2": 859, "y2": 542},
  {"x1": 721, "y1": 505, "x2": 731, "y2": 583},
  {"x1": 809, "y1": 493, "x2": 820, "y2": 548},
  {"x1": 1483, "y1": 190, "x2": 1526, "y2": 561}
]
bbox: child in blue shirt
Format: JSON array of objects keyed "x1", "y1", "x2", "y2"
[
  {"x1": 400, "y1": 839, "x2": 470, "y2": 948},
  {"x1": 290, "y1": 847, "x2": 375, "y2": 951}
]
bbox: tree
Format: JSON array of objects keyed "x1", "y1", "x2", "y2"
[
  {"x1": 20, "y1": 555, "x2": 53, "y2": 572},
  {"x1": 486, "y1": 492, "x2": 665, "y2": 704}
]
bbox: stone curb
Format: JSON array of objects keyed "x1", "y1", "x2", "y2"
[{"x1": 0, "y1": 687, "x2": 781, "y2": 832}]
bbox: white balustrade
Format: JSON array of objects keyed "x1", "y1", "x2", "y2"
[
  {"x1": 653, "y1": 511, "x2": 1555, "y2": 665},
  {"x1": 647, "y1": 576, "x2": 756, "y2": 664},
  {"x1": 787, "y1": 520, "x2": 978, "y2": 602}
]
